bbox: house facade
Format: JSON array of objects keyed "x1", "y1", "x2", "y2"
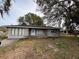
[{"x1": 2, "y1": 25, "x2": 60, "y2": 39}]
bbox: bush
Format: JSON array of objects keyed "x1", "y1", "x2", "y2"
[{"x1": 0, "y1": 35, "x2": 8, "y2": 40}]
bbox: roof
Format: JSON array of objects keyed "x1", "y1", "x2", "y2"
[{"x1": 1, "y1": 25, "x2": 60, "y2": 30}]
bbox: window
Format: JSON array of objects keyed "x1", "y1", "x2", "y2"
[
  {"x1": 21, "y1": 29, "x2": 24, "y2": 36},
  {"x1": 17, "y1": 28, "x2": 19, "y2": 35},
  {"x1": 19, "y1": 28, "x2": 22, "y2": 35},
  {"x1": 15, "y1": 28, "x2": 18, "y2": 36},
  {"x1": 11, "y1": 28, "x2": 15, "y2": 35}
]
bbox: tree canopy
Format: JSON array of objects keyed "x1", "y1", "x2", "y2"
[
  {"x1": 36, "y1": 0, "x2": 79, "y2": 31},
  {"x1": 0, "y1": 0, "x2": 11, "y2": 17},
  {"x1": 18, "y1": 13, "x2": 44, "y2": 26}
]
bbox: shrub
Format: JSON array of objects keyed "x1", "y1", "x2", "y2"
[{"x1": 0, "y1": 35, "x2": 8, "y2": 40}]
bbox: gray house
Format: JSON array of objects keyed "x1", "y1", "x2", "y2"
[{"x1": 2, "y1": 25, "x2": 60, "y2": 39}]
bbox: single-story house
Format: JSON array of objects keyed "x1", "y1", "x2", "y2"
[{"x1": 1, "y1": 25, "x2": 60, "y2": 39}]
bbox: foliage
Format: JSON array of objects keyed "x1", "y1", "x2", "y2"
[
  {"x1": 0, "y1": 27, "x2": 7, "y2": 40},
  {"x1": 36, "y1": 0, "x2": 79, "y2": 33},
  {"x1": 18, "y1": 12, "x2": 44, "y2": 26},
  {"x1": 0, "y1": 27, "x2": 7, "y2": 32},
  {"x1": 0, "y1": 0, "x2": 11, "y2": 17},
  {"x1": 18, "y1": 16, "x2": 25, "y2": 25},
  {"x1": 0, "y1": 35, "x2": 8, "y2": 40}
]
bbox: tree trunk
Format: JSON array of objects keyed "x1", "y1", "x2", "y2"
[{"x1": 58, "y1": 20, "x2": 61, "y2": 28}]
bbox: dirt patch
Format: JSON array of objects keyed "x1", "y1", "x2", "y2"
[{"x1": 0, "y1": 42, "x2": 37, "y2": 59}]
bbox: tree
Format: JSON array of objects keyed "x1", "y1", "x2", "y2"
[
  {"x1": 0, "y1": 0, "x2": 11, "y2": 17},
  {"x1": 18, "y1": 13, "x2": 44, "y2": 26},
  {"x1": 18, "y1": 16, "x2": 25, "y2": 25},
  {"x1": 36, "y1": 0, "x2": 79, "y2": 35}
]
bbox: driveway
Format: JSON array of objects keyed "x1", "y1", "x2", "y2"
[{"x1": 0, "y1": 39, "x2": 15, "y2": 47}]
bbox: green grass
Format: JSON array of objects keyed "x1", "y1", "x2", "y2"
[
  {"x1": 55, "y1": 41, "x2": 69, "y2": 49},
  {"x1": 75, "y1": 37, "x2": 79, "y2": 42},
  {"x1": 33, "y1": 38, "x2": 79, "y2": 59}
]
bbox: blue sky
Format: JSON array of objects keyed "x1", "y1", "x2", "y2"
[{"x1": 0, "y1": 0, "x2": 43, "y2": 25}]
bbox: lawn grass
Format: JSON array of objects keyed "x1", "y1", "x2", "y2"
[
  {"x1": 33, "y1": 37, "x2": 79, "y2": 59},
  {"x1": 0, "y1": 37, "x2": 79, "y2": 59}
]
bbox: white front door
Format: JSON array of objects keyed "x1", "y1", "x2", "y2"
[{"x1": 31, "y1": 29, "x2": 35, "y2": 36}]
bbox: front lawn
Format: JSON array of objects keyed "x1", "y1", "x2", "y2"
[{"x1": 0, "y1": 37, "x2": 79, "y2": 59}]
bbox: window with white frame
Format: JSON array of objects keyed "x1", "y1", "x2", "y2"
[
  {"x1": 11, "y1": 28, "x2": 15, "y2": 35},
  {"x1": 15, "y1": 28, "x2": 18, "y2": 36},
  {"x1": 19, "y1": 28, "x2": 22, "y2": 35}
]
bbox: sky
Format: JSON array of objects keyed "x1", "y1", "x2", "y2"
[{"x1": 0, "y1": 0, "x2": 43, "y2": 26}]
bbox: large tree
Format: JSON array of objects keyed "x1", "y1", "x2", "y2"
[
  {"x1": 0, "y1": 0, "x2": 11, "y2": 17},
  {"x1": 18, "y1": 13, "x2": 44, "y2": 26},
  {"x1": 36, "y1": 0, "x2": 79, "y2": 34}
]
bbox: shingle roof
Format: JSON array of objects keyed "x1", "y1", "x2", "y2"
[{"x1": 1, "y1": 25, "x2": 60, "y2": 29}]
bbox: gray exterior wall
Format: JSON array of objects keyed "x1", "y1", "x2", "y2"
[
  {"x1": 36, "y1": 29, "x2": 46, "y2": 37},
  {"x1": 30, "y1": 29, "x2": 60, "y2": 37},
  {"x1": 47, "y1": 30, "x2": 60, "y2": 37},
  {"x1": 7, "y1": 27, "x2": 60, "y2": 39},
  {"x1": 30, "y1": 29, "x2": 46, "y2": 37}
]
